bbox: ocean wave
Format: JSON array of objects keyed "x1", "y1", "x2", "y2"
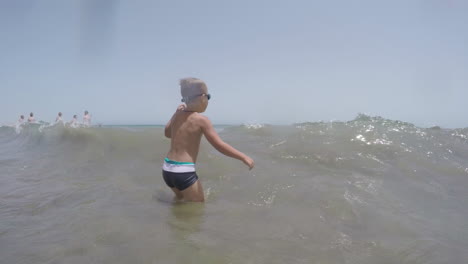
[
  {"x1": 242, "y1": 123, "x2": 267, "y2": 130},
  {"x1": 1, "y1": 115, "x2": 468, "y2": 174}
]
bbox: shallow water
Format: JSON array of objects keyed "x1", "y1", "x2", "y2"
[{"x1": 1, "y1": 115, "x2": 468, "y2": 263}]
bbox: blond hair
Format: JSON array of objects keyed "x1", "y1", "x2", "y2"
[{"x1": 180, "y1": 77, "x2": 207, "y2": 103}]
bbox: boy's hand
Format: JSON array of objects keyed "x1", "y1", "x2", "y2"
[
  {"x1": 177, "y1": 103, "x2": 186, "y2": 111},
  {"x1": 243, "y1": 156, "x2": 255, "y2": 170}
]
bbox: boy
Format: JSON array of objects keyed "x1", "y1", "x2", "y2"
[{"x1": 163, "y1": 78, "x2": 254, "y2": 202}]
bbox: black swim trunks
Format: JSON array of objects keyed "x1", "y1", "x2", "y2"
[
  {"x1": 162, "y1": 170, "x2": 199, "y2": 191},
  {"x1": 162, "y1": 157, "x2": 198, "y2": 191}
]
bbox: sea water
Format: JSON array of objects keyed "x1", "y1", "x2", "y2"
[{"x1": 1, "y1": 114, "x2": 467, "y2": 263}]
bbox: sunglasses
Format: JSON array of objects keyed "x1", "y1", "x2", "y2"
[
  {"x1": 201, "y1": 93, "x2": 211, "y2": 100},
  {"x1": 181, "y1": 93, "x2": 211, "y2": 102}
]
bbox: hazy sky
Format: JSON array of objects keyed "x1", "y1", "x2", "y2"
[{"x1": 1, "y1": 0, "x2": 467, "y2": 127}]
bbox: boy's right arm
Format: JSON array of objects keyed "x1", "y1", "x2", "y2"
[
  {"x1": 200, "y1": 116, "x2": 254, "y2": 170},
  {"x1": 164, "y1": 115, "x2": 174, "y2": 138},
  {"x1": 165, "y1": 104, "x2": 186, "y2": 138}
]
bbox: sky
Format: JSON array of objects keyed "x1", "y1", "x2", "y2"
[{"x1": 1, "y1": 0, "x2": 467, "y2": 127}]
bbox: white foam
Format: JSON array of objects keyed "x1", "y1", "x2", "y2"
[{"x1": 243, "y1": 123, "x2": 265, "y2": 129}]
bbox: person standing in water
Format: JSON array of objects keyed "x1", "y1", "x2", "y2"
[
  {"x1": 83, "y1": 110, "x2": 91, "y2": 127},
  {"x1": 27, "y1": 113, "x2": 36, "y2": 123},
  {"x1": 55, "y1": 112, "x2": 64, "y2": 124},
  {"x1": 68, "y1": 115, "x2": 78, "y2": 128},
  {"x1": 15, "y1": 115, "x2": 26, "y2": 133},
  {"x1": 17, "y1": 115, "x2": 25, "y2": 124},
  {"x1": 162, "y1": 78, "x2": 254, "y2": 202}
]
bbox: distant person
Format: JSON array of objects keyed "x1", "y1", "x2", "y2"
[
  {"x1": 17, "y1": 115, "x2": 25, "y2": 124},
  {"x1": 55, "y1": 112, "x2": 64, "y2": 124},
  {"x1": 27, "y1": 113, "x2": 36, "y2": 123},
  {"x1": 162, "y1": 78, "x2": 254, "y2": 202},
  {"x1": 15, "y1": 115, "x2": 25, "y2": 133},
  {"x1": 83, "y1": 110, "x2": 91, "y2": 127},
  {"x1": 68, "y1": 115, "x2": 78, "y2": 128}
]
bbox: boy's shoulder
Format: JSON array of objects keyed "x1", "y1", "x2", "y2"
[
  {"x1": 189, "y1": 112, "x2": 208, "y2": 122},
  {"x1": 187, "y1": 113, "x2": 211, "y2": 128}
]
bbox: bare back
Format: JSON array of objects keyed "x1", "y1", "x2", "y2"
[{"x1": 167, "y1": 111, "x2": 203, "y2": 163}]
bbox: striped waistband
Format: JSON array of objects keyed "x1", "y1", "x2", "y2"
[{"x1": 162, "y1": 157, "x2": 195, "y2": 173}]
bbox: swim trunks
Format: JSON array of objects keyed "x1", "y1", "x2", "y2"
[{"x1": 162, "y1": 158, "x2": 198, "y2": 191}]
